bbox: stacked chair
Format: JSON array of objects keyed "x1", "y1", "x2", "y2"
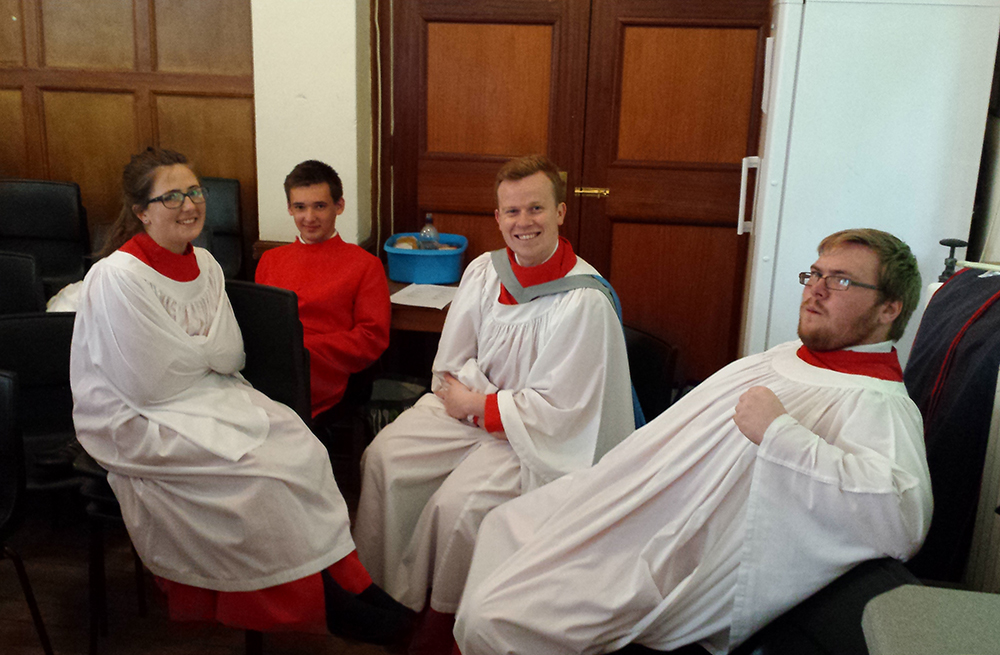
[
  {"x1": 194, "y1": 177, "x2": 244, "y2": 279},
  {"x1": 0, "y1": 251, "x2": 46, "y2": 314},
  {"x1": 0, "y1": 312, "x2": 84, "y2": 495},
  {"x1": 0, "y1": 371, "x2": 55, "y2": 655},
  {"x1": 0, "y1": 179, "x2": 91, "y2": 297}
]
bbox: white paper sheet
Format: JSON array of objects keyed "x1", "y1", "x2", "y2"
[{"x1": 390, "y1": 284, "x2": 458, "y2": 310}]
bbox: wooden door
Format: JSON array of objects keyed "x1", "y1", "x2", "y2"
[
  {"x1": 389, "y1": 0, "x2": 591, "y2": 261},
  {"x1": 579, "y1": 0, "x2": 769, "y2": 382},
  {"x1": 389, "y1": 0, "x2": 769, "y2": 383}
]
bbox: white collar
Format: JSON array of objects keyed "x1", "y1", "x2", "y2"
[
  {"x1": 843, "y1": 340, "x2": 894, "y2": 353},
  {"x1": 295, "y1": 229, "x2": 338, "y2": 245},
  {"x1": 514, "y1": 242, "x2": 559, "y2": 267}
]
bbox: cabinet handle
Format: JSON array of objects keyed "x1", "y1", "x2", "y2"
[{"x1": 574, "y1": 187, "x2": 610, "y2": 198}]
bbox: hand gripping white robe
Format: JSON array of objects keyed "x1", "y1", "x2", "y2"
[
  {"x1": 455, "y1": 341, "x2": 932, "y2": 655},
  {"x1": 354, "y1": 252, "x2": 635, "y2": 613},
  {"x1": 70, "y1": 249, "x2": 355, "y2": 591}
]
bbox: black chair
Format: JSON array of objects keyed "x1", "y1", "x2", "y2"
[
  {"x1": 225, "y1": 280, "x2": 311, "y2": 422},
  {"x1": 611, "y1": 558, "x2": 920, "y2": 655},
  {"x1": 313, "y1": 366, "x2": 378, "y2": 500},
  {"x1": 0, "y1": 312, "x2": 84, "y2": 493},
  {"x1": 74, "y1": 450, "x2": 147, "y2": 655},
  {"x1": 227, "y1": 279, "x2": 369, "y2": 498},
  {"x1": 0, "y1": 179, "x2": 90, "y2": 297},
  {"x1": 194, "y1": 177, "x2": 243, "y2": 279},
  {"x1": 0, "y1": 251, "x2": 46, "y2": 314},
  {"x1": 0, "y1": 370, "x2": 55, "y2": 655},
  {"x1": 624, "y1": 325, "x2": 678, "y2": 422}
]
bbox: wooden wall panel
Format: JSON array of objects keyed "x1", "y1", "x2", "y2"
[
  {"x1": 42, "y1": 91, "x2": 136, "y2": 229},
  {"x1": 0, "y1": 88, "x2": 26, "y2": 176},
  {"x1": 433, "y1": 212, "x2": 506, "y2": 264},
  {"x1": 41, "y1": 0, "x2": 134, "y2": 70},
  {"x1": 611, "y1": 222, "x2": 747, "y2": 382},
  {"x1": 0, "y1": 0, "x2": 23, "y2": 66},
  {"x1": 0, "y1": 0, "x2": 256, "y2": 271},
  {"x1": 426, "y1": 22, "x2": 551, "y2": 156},
  {"x1": 154, "y1": 0, "x2": 253, "y2": 75},
  {"x1": 618, "y1": 26, "x2": 758, "y2": 163},
  {"x1": 156, "y1": 94, "x2": 258, "y2": 254}
]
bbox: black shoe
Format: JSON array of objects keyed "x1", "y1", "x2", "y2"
[
  {"x1": 322, "y1": 573, "x2": 416, "y2": 647},
  {"x1": 34, "y1": 437, "x2": 84, "y2": 469}
]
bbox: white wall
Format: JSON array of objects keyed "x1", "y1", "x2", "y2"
[{"x1": 251, "y1": 0, "x2": 372, "y2": 245}]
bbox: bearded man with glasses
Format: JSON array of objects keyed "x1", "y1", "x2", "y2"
[{"x1": 454, "y1": 228, "x2": 932, "y2": 655}]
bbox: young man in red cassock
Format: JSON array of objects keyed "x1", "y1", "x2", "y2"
[{"x1": 256, "y1": 160, "x2": 391, "y2": 423}]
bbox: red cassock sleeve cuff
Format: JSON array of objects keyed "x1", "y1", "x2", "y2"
[{"x1": 483, "y1": 394, "x2": 504, "y2": 433}]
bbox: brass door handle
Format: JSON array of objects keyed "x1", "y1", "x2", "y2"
[{"x1": 574, "y1": 187, "x2": 610, "y2": 198}]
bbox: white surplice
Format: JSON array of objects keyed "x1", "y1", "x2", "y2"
[
  {"x1": 354, "y1": 252, "x2": 635, "y2": 613},
  {"x1": 70, "y1": 249, "x2": 355, "y2": 591},
  {"x1": 455, "y1": 340, "x2": 932, "y2": 655}
]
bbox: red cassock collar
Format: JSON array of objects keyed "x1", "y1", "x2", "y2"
[
  {"x1": 498, "y1": 236, "x2": 578, "y2": 305},
  {"x1": 796, "y1": 345, "x2": 904, "y2": 382},
  {"x1": 119, "y1": 233, "x2": 200, "y2": 282}
]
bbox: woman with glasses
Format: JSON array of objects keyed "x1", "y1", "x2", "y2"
[{"x1": 71, "y1": 148, "x2": 411, "y2": 644}]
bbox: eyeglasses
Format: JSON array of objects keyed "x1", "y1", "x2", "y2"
[
  {"x1": 148, "y1": 186, "x2": 208, "y2": 209},
  {"x1": 798, "y1": 271, "x2": 880, "y2": 292}
]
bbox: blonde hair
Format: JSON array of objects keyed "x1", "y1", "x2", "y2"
[{"x1": 494, "y1": 155, "x2": 565, "y2": 206}]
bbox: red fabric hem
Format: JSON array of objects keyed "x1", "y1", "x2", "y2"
[
  {"x1": 156, "y1": 550, "x2": 372, "y2": 633},
  {"x1": 796, "y1": 345, "x2": 903, "y2": 382}
]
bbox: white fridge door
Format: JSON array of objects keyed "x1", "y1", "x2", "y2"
[
  {"x1": 741, "y1": 0, "x2": 1000, "y2": 363},
  {"x1": 740, "y1": 0, "x2": 805, "y2": 356}
]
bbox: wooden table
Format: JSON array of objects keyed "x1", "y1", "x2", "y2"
[{"x1": 388, "y1": 280, "x2": 450, "y2": 333}]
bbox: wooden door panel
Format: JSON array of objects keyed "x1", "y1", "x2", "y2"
[
  {"x1": 417, "y1": 158, "x2": 499, "y2": 214},
  {"x1": 427, "y1": 23, "x2": 552, "y2": 156},
  {"x1": 618, "y1": 26, "x2": 759, "y2": 163},
  {"x1": 605, "y1": 166, "x2": 741, "y2": 224},
  {"x1": 611, "y1": 222, "x2": 748, "y2": 382},
  {"x1": 582, "y1": 0, "x2": 768, "y2": 381}
]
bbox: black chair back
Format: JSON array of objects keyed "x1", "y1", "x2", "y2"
[
  {"x1": 0, "y1": 370, "x2": 25, "y2": 542},
  {"x1": 0, "y1": 179, "x2": 90, "y2": 297},
  {"x1": 195, "y1": 177, "x2": 243, "y2": 279},
  {"x1": 0, "y1": 251, "x2": 46, "y2": 314},
  {"x1": 623, "y1": 326, "x2": 678, "y2": 422},
  {"x1": 0, "y1": 313, "x2": 79, "y2": 490},
  {"x1": 225, "y1": 280, "x2": 311, "y2": 422},
  {"x1": 0, "y1": 368, "x2": 55, "y2": 655}
]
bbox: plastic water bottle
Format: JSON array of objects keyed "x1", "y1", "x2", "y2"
[{"x1": 419, "y1": 213, "x2": 440, "y2": 250}]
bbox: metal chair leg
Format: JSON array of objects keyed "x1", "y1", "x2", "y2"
[
  {"x1": 246, "y1": 629, "x2": 263, "y2": 655},
  {"x1": 4, "y1": 544, "x2": 55, "y2": 655},
  {"x1": 89, "y1": 510, "x2": 107, "y2": 655},
  {"x1": 132, "y1": 544, "x2": 147, "y2": 617}
]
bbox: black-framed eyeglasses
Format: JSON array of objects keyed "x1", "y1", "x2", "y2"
[
  {"x1": 148, "y1": 186, "x2": 208, "y2": 209},
  {"x1": 798, "y1": 271, "x2": 880, "y2": 292}
]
